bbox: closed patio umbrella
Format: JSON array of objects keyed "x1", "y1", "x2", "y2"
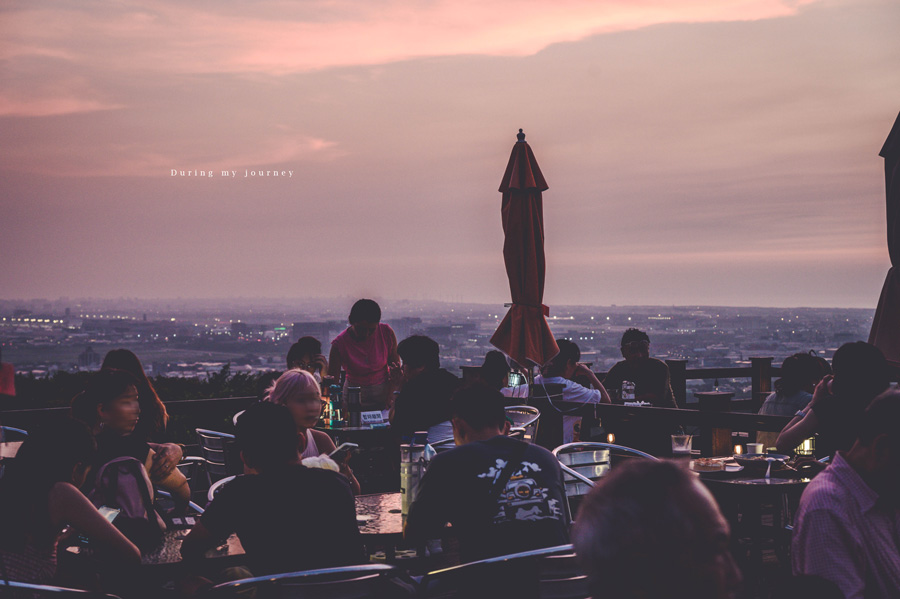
[
  {"x1": 490, "y1": 129, "x2": 559, "y2": 368},
  {"x1": 869, "y1": 110, "x2": 900, "y2": 366}
]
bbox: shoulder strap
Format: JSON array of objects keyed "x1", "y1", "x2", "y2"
[{"x1": 488, "y1": 440, "x2": 530, "y2": 505}]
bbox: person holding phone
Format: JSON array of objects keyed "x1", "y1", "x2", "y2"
[
  {"x1": 0, "y1": 420, "x2": 140, "y2": 585},
  {"x1": 264, "y1": 369, "x2": 360, "y2": 495}
]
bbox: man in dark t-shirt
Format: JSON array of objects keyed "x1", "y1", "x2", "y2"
[
  {"x1": 390, "y1": 335, "x2": 460, "y2": 440},
  {"x1": 603, "y1": 328, "x2": 677, "y2": 408},
  {"x1": 181, "y1": 403, "x2": 364, "y2": 575},
  {"x1": 405, "y1": 383, "x2": 570, "y2": 563}
]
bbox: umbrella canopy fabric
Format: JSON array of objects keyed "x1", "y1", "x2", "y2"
[
  {"x1": 869, "y1": 110, "x2": 900, "y2": 366},
  {"x1": 490, "y1": 130, "x2": 559, "y2": 368}
]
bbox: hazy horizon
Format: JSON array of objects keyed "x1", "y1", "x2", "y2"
[{"x1": 3, "y1": 0, "x2": 898, "y2": 310}]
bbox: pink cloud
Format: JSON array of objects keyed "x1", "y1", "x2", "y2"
[{"x1": 4, "y1": 1, "x2": 823, "y2": 76}]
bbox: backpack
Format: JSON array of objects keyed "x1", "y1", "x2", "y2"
[{"x1": 89, "y1": 456, "x2": 165, "y2": 550}]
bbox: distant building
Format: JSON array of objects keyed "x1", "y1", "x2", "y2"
[{"x1": 78, "y1": 346, "x2": 100, "y2": 368}]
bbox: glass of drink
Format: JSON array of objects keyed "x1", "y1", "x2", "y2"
[{"x1": 671, "y1": 434, "x2": 693, "y2": 458}]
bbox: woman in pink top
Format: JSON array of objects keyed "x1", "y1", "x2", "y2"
[{"x1": 329, "y1": 299, "x2": 400, "y2": 412}]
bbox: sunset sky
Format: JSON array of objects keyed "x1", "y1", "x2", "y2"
[{"x1": 2, "y1": 0, "x2": 898, "y2": 309}]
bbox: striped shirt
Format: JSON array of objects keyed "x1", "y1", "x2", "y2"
[{"x1": 792, "y1": 452, "x2": 900, "y2": 599}]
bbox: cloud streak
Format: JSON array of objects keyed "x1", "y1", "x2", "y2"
[{"x1": 5, "y1": 0, "x2": 822, "y2": 76}]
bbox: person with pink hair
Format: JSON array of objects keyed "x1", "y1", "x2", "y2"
[{"x1": 265, "y1": 369, "x2": 360, "y2": 494}]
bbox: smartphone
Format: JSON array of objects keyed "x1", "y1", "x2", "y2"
[
  {"x1": 97, "y1": 506, "x2": 121, "y2": 523},
  {"x1": 329, "y1": 442, "x2": 359, "y2": 462},
  {"x1": 78, "y1": 506, "x2": 121, "y2": 544}
]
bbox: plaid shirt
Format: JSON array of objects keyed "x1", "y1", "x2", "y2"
[{"x1": 792, "y1": 452, "x2": 900, "y2": 599}]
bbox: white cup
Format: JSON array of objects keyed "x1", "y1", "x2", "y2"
[{"x1": 746, "y1": 443, "x2": 764, "y2": 455}]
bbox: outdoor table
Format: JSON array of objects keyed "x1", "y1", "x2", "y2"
[
  {"x1": 316, "y1": 424, "x2": 400, "y2": 494},
  {"x1": 695, "y1": 458, "x2": 812, "y2": 570},
  {"x1": 356, "y1": 492, "x2": 407, "y2": 561},
  {"x1": 138, "y1": 493, "x2": 405, "y2": 568}
]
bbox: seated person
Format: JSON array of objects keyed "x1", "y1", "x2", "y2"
[
  {"x1": 181, "y1": 402, "x2": 365, "y2": 575},
  {"x1": 776, "y1": 341, "x2": 890, "y2": 457},
  {"x1": 0, "y1": 420, "x2": 140, "y2": 585},
  {"x1": 792, "y1": 389, "x2": 900, "y2": 599},
  {"x1": 265, "y1": 369, "x2": 359, "y2": 494},
  {"x1": 405, "y1": 383, "x2": 570, "y2": 563},
  {"x1": 533, "y1": 339, "x2": 611, "y2": 443},
  {"x1": 479, "y1": 350, "x2": 529, "y2": 402},
  {"x1": 572, "y1": 460, "x2": 742, "y2": 599},
  {"x1": 603, "y1": 328, "x2": 677, "y2": 408},
  {"x1": 72, "y1": 368, "x2": 191, "y2": 540},
  {"x1": 756, "y1": 352, "x2": 829, "y2": 448},
  {"x1": 286, "y1": 336, "x2": 329, "y2": 383},
  {"x1": 389, "y1": 335, "x2": 460, "y2": 441}
]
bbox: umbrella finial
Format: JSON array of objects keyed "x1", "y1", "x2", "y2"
[{"x1": 517, "y1": 128, "x2": 526, "y2": 142}]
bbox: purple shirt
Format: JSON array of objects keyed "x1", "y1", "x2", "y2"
[{"x1": 792, "y1": 452, "x2": 900, "y2": 599}]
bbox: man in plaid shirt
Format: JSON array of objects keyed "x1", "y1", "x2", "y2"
[{"x1": 792, "y1": 389, "x2": 900, "y2": 599}]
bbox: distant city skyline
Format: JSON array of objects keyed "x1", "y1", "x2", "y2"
[{"x1": 2, "y1": 0, "x2": 898, "y2": 309}]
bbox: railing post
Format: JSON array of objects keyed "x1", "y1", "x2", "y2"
[
  {"x1": 666, "y1": 359, "x2": 688, "y2": 408},
  {"x1": 750, "y1": 357, "x2": 774, "y2": 408}
]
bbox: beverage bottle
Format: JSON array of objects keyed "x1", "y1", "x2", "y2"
[{"x1": 622, "y1": 381, "x2": 635, "y2": 401}]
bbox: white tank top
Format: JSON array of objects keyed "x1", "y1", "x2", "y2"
[{"x1": 300, "y1": 428, "x2": 320, "y2": 459}]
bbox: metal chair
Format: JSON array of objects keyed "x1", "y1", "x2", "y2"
[
  {"x1": 430, "y1": 436, "x2": 456, "y2": 454},
  {"x1": 505, "y1": 406, "x2": 540, "y2": 444},
  {"x1": 155, "y1": 488, "x2": 206, "y2": 515},
  {"x1": 0, "y1": 425, "x2": 28, "y2": 441},
  {"x1": 0, "y1": 425, "x2": 27, "y2": 478},
  {"x1": 0, "y1": 580, "x2": 121, "y2": 598},
  {"x1": 175, "y1": 456, "x2": 210, "y2": 501},
  {"x1": 420, "y1": 544, "x2": 588, "y2": 599},
  {"x1": 231, "y1": 409, "x2": 245, "y2": 428},
  {"x1": 207, "y1": 474, "x2": 237, "y2": 504},
  {"x1": 552, "y1": 442, "x2": 659, "y2": 518},
  {"x1": 195, "y1": 428, "x2": 238, "y2": 483},
  {"x1": 203, "y1": 563, "x2": 417, "y2": 598}
]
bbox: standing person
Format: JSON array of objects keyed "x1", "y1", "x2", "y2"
[
  {"x1": 791, "y1": 390, "x2": 900, "y2": 599},
  {"x1": 602, "y1": 328, "x2": 677, "y2": 408},
  {"x1": 100, "y1": 349, "x2": 184, "y2": 480},
  {"x1": 286, "y1": 336, "x2": 329, "y2": 384},
  {"x1": 776, "y1": 341, "x2": 890, "y2": 457},
  {"x1": 0, "y1": 420, "x2": 140, "y2": 585},
  {"x1": 405, "y1": 383, "x2": 570, "y2": 563},
  {"x1": 533, "y1": 339, "x2": 611, "y2": 444},
  {"x1": 389, "y1": 335, "x2": 460, "y2": 441},
  {"x1": 328, "y1": 299, "x2": 400, "y2": 414},
  {"x1": 181, "y1": 402, "x2": 365, "y2": 576},
  {"x1": 265, "y1": 369, "x2": 360, "y2": 494}
]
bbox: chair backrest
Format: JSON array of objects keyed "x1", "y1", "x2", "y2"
[
  {"x1": 204, "y1": 564, "x2": 416, "y2": 599},
  {"x1": 420, "y1": 544, "x2": 588, "y2": 599},
  {"x1": 232, "y1": 409, "x2": 245, "y2": 428},
  {"x1": 0, "y1": 425, "x2": 28, "y2": 442},
  {"x1": 0, "y1": 579, "x2": 121, "y2": 598},
  {"x1": 195, "y1": 428, "x2": 238, "y2": 482},
  {"x1": 505, "y1": 406, "x2": 540, "y2": 444},
  {"x1": 525, "y1": 384, "x2": 565, "y2": 450},
  {"x1": 430, "y1": 436, "x2": 457, "y2": 454},
  {"x1": 552, "y1": 442, "x2": 659, "y2": 518},
  {"x1": 175, "y1": 456, "x2": 209, "y2": 500},
  {"x1": 207, "y1": 474, "x2": 237, "y2": 504}
]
